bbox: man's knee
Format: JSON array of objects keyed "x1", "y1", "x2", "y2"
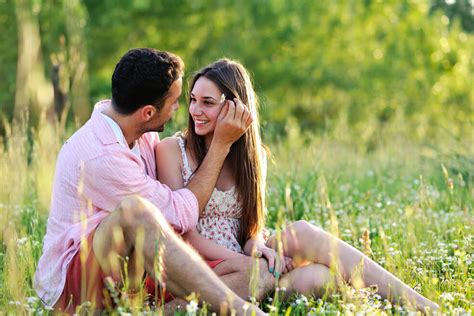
[
  {"x1": 93, "y1": 196, "x2": 163, "y2": 280},
  {"x1": 116, "y1": 196, "x2": 161, "y2": 232}
]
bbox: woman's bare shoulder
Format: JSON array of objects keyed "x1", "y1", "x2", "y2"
[
  {"x1": 155, "y1": 135, "x2": 185, "y2": 166},
  {"x1": 156, "y1": 135, "x2": 182, "y2": 152}
]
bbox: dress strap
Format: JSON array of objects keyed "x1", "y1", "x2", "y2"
[{"x1": 177, "y1": 135, "x2": 193, "y2": 183}]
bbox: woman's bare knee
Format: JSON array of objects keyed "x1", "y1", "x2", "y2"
[
  {"x1": 280, "y1": 264, "x2": 332, "y2": 297},
  {"x1": 291, "y1": 220, "x2": 325, "y2": 240}
]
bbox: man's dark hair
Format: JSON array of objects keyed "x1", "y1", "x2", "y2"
[{"x1": 111, "y1": 48, "x2": 184, "y2": 115}]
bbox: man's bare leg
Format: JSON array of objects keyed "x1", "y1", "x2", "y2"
[
  {"x1": 93, "y1": 196, "x2": 264, "y2": 315},
  {"x1": 164, "y1": 257, "x2": 275, "y2": 315},
  {"x1": 212, "y1": 256, "x2": 275, "y2": 300}
]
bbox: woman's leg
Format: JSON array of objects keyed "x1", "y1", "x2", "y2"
[
  {"x1": 278, "y1": 263, "x2": 333, "y2": 299},
  {"x1": 266, "y1": 220, "x2": 438, "y2": 312}
]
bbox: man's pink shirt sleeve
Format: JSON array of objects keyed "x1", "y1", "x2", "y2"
[{"x1": 82, "y1": 149, "x2": 198, "y2": 234}]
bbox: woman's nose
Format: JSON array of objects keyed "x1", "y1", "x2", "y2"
[{"x1": 190, "y1": 103, "x2": 202, "y2": 115}]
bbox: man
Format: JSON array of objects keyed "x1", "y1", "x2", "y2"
[{"x1": 34, "y1": 48, "x2": 272, "y2": 314}]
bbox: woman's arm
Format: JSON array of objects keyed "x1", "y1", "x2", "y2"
[
  {"x1": 183, "y1": 230, "x2": 244, "y2": 260},
  {"x1": 243, "y1": 148, "x2": 294, "y2": 274},
  {"x1": 155, "y1": 137, "x2": 186, "y2": 190}
]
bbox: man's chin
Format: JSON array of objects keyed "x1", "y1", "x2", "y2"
[{"x1": 156, "y1": 125, "x2": 164, "y2": 132}]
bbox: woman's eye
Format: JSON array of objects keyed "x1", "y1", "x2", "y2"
[{"x1": 190, "y1": 97, "x2": 196, "y2": 103}]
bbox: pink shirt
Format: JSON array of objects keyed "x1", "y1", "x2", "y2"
[{"x1": 34, "y1": 100, "x2": 198, "y2": 306}]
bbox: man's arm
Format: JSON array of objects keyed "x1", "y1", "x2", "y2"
[
  {"x1": 82, "y1": 151, "x2": 198, "y2": 234},
  {"x1": 186, "y1": 99, "x2": 253, "y2": 215}
]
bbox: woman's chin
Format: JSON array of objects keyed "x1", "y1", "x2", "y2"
[
  {"x1": 194, "y1": 129, "x2": 206, "y2": 136},
  {"x1": 194, "y1": 128, "x2": 212, "y2": 137}
]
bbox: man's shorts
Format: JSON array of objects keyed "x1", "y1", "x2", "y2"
[{"x1": 54, "y1": 229, "x2": 225, "y2": 313}]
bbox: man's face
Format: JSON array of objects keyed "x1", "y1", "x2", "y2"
[{"x1": 146, "y1": 78, "x2": 182, "y2": 133}]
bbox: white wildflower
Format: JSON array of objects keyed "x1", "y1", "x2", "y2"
[
  {"x1": 186, "y1": 300, "x2": 199, "y2": 314},
  {"x1": 17, "y1": 237, "x2": 28, "y2": 246},
  {"x1": 299, "y1": 294, "x2": 309, "y2": 306},
  {"x1": 440, "y1": 292, "x2": 454, "y2": 301},
  {"x1": 267, "y1": 305, "x2": 277, "y2": 312},
  {"x1": 27, "y1": 296, "x2": 38, "y2": 304},
  {"x1": 452, "y1": 307, "x2": 466, "y2": 314},
  {"x1": 343, "y1": 303, "x2": 356, "y2": 311}
]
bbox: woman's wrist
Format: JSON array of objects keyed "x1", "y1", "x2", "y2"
[
  {"x1": 243, "y1": 238, "x2": 256, "y2": 255},
  {"x1": 243, "y1": 238, "x2": 266, "y2": 255}
]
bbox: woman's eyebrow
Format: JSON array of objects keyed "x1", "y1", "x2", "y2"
[{"x1": 190, "y1": 92, "x2": 218, "y2": 101}]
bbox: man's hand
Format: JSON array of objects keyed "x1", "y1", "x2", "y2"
[{"x1": 212, "y1": 98, "x2": 253, "y2": 148}]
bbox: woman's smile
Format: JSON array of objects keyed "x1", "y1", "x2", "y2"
[{"x1": 189, "y1": 76, "x2": 223, "y2": 135}]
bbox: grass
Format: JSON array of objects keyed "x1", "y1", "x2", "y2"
[{"x1": 0, "y1": 116, "x2": 472, "y2": 315}]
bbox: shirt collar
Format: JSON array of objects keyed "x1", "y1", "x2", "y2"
[
  {"x1": 90, "y1": 100, "x2": 140, "y2": 157},
  {"x1": 101, "y1": 112, "x2": 141, "y2": 157}
]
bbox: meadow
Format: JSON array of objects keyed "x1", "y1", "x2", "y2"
[
  {"x1": 0, "y1": 1, "x2": 472, "y2": 314},
  {"x1": 0, "y1": 114, "x2": 471, "y2": 315}
]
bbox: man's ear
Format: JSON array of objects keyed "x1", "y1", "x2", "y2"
[{"x1": 141, "y1": 105, "x2": 157, "y2": 121}]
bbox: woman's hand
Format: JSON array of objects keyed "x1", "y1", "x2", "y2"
[
  {"x1": 244, "y1": 238, "x2": 295, "y2": 277},
  {"x1": 258, "y1": 245, "x2": 286, "y2": 277}
]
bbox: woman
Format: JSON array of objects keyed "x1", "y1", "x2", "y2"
[{"x1": 155, "y1": 59, "x2": 438, "y2": 312}]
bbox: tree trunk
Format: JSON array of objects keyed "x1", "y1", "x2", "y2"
[
  {"x1": 14, "y1": 0, "x2": 53, "y2": 125},
  {"x1": 65, "y1": 0, "x2": 90, "y2": 124}
]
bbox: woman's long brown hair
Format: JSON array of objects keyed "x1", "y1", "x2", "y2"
[{"x1": 185, "y1": 59, "x2": 266, "y2": 246}]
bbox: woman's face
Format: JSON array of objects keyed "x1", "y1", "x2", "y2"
[{"x1": 189, "y1": 76, "x2": 224, "y2": 137}]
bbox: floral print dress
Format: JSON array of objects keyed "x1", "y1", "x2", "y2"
[{"x1": 178, "y1": 136, "x2": 244, "y2": 253}]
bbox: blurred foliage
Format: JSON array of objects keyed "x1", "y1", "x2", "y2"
[{"x1": 0, "y1": 0, "x2": 472, "y2": 144}]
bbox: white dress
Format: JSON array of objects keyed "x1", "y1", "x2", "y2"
[{"x1": 177, "y1": 137, "x2": 244, "y2": 253}]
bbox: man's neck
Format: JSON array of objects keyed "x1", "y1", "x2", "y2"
[{"x1": 102, "y1": 107, "x2": 139, "y2": 148}]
